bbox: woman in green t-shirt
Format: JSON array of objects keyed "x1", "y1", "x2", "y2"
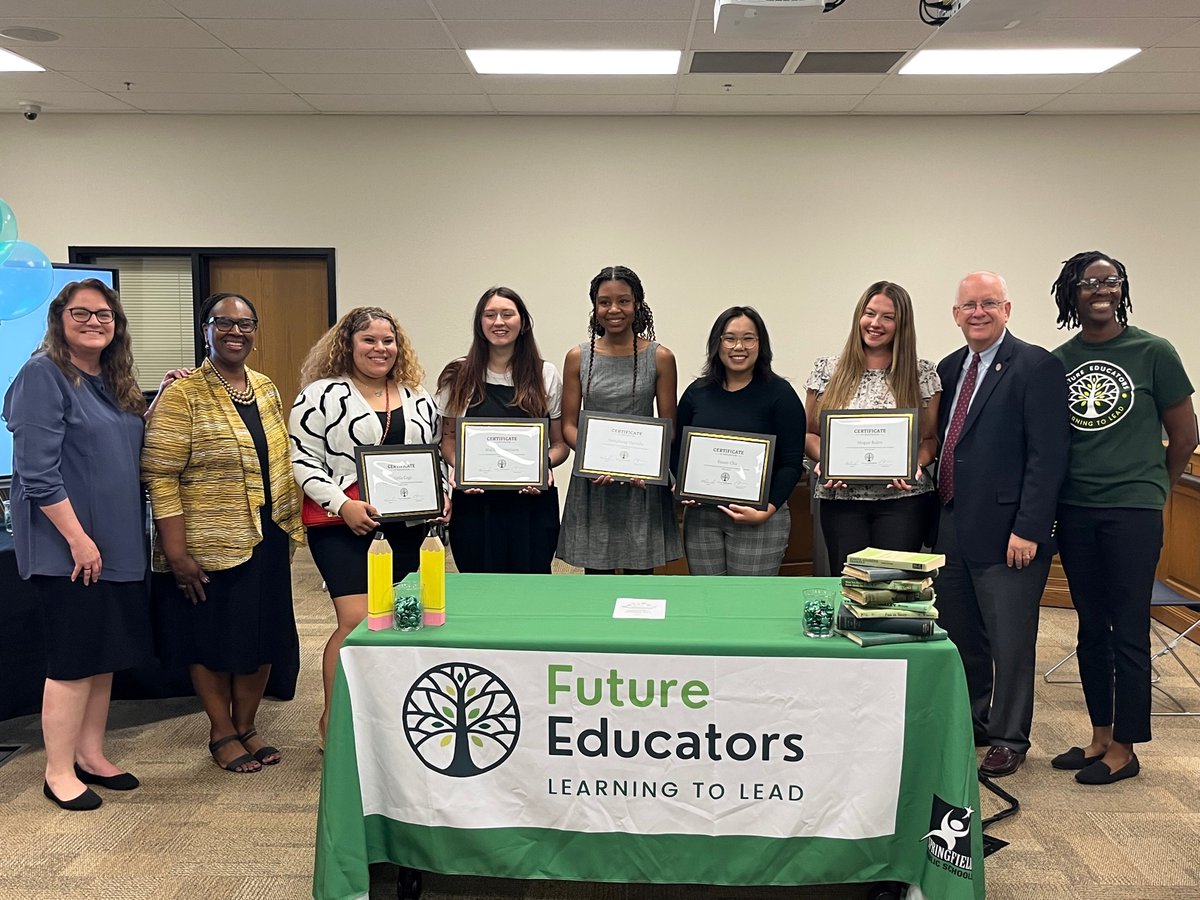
[{"x1": 1048, "y1": 250, "x2": 1197, "y2": 785}]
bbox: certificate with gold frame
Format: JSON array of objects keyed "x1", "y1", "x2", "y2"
[
  {"x1": 819, "y1": 408, "x2": 919, "y2": 484},
  {"x1": 676, "y1": 427, "x2": 775, "y2": 510},
  {"x1": 572, "y1": 411, "x2": 672, "y2": 486},
  {"x1": 455, "y1": 417, "x2": 549, "y2": 490},
  {"x1": 354, "y1": 444, "x2": 444, "y2": 521}
]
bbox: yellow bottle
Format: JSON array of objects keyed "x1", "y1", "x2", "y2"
[
  {"x1": 367, "y1": 532, "x2": 394, "y2": 631},
  {"x1": 419, "y1": 526, "x2": 446, "y2": 626}
]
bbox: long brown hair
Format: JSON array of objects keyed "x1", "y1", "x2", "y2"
[
  {"x1": 37, "y1": 278, "x2": 146, "y2": 415},
  {"x1": 819, "y1": 281, "x2": 920, "y2": 411},
  {"x1": 437, "y1": 286, "x2": 548, "y2": 417},
  {"x1": 299, "y1": 306, "x2": 423, "y2": 389}
]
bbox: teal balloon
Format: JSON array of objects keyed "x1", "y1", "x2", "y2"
[
  {"x1": 0, "y1": 240, "x2": 54, "y2": 322},
  {"x1": 0, "y1": 198, "x2": 16, "y2": 264}
]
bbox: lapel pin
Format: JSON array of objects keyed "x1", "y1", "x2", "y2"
[{"x1": 995, "y1": 363, "x2": 1002, "y2": 372}]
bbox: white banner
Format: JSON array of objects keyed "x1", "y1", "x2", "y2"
[{"x1": 342, "y1": 646, "x2": 907, "y2": 840}]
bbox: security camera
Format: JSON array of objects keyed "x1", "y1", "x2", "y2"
[{"x1": 19, "y1": 101, "x2": 41, "y2": 121}]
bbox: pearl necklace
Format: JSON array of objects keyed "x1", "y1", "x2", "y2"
[{"x1": 212, "y1": 365, "x2": 256, "y2": 405}]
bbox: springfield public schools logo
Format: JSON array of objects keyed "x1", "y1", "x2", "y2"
[
  {"x1": 1065, "y1": 361, "x2": 1134, "y2": 432},
  {"x1": 403, "y1": 662, "x2": 520, "y2": 777},
  {"x1": 923, "y1": 794, "x2": 973, "y2": 879}
]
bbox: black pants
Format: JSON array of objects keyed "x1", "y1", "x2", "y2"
[
  {"x1": 820, "y1": 495, "x2": 928, "y2": 575},
  {"x1": 1057, "y1": 505, "x2": 1161, "y2": 745}
]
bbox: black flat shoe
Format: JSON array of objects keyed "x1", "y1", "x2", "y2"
[
  {"x1": 1051, "y1": 746, "x2": 1104, "y2": 770},
  {"x1": 43, "y1": 780, "x2": 102, "y2": 811},
  {"x1": 1076, "y1": 753, "x2": 1140, "y2": 785},
  {"x1": 74, "y1": 762, "x2": 140, "y2": 791}
]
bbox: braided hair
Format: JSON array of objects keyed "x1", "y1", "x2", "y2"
[
  {"x1": 584, "y1": 265, "x2": 657, "y2": 407},
  {"x1": 1050, "y1": 250, "x2": 1132, "y2": 330}
]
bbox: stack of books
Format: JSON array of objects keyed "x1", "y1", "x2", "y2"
[{"x1": 835, "y1": 547, "x2": 948, "y2": 647}]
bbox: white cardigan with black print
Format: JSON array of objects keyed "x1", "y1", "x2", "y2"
[{"x1": 288, "y1": 377, "x2": 441, "y2": 518}]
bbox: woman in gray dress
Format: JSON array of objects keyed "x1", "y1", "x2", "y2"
[{"x1": 557, "y1": 266, "x2": 682, "y2": 573}]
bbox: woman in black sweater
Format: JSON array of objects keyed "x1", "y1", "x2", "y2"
[{"x1": 672, "y1": 307, "x2": 806, "y2": 576}]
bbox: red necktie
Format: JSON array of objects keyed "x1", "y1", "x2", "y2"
[{"x1": 938, "y1": 352, "x2": 981, "y2": 506}]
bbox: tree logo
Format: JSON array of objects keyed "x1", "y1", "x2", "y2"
[
  {"x1": 402, "y1": 662, "x2": 521, "y2": 777},
  {"x1": 1064, "y1": 361, "x2": 1134, "y2": 432}
]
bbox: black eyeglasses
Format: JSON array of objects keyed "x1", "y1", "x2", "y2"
[
  {"x1": 66, "y1": 307, "x2": 115, "y2": 324},
  {"x1": 206, "y1": 316, "x2": 259, "y2": 334},
  {"x1": 1076, "y1": 276, "x2": 1124, "y2": 292}
]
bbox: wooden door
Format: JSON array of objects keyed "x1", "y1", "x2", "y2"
[{"x1": 206, "y1": 257, "x2": 331, "y2": 409}]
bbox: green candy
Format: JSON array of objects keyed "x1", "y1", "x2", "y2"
[{"x1": 394, "y1": 592, "x2": 423, "y2": 632}]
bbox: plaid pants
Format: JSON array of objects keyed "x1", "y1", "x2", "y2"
[{"x1": 683, "y1": 503, "x2": 791, "y2": 576}]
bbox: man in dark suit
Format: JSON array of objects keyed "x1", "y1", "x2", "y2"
[{"x1": 935, "y1": 271, "x2": 1069, "y2": 777}]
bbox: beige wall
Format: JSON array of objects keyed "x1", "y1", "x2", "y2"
[{"x1": 2, "y1": 113, "x2": 1197, "y2": 394}]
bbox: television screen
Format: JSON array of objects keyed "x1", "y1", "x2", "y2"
[{"x1": 1, "y1": 263, "x2": 119, "y2": 479}]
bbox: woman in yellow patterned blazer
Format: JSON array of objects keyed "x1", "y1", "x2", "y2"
[{"x1": 142, "y1": 293, "x2": 303, "y2": 774}]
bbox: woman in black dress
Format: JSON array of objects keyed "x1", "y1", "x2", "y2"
[
  {"x1": 436, "y1": 286, "x2": 568, "y2": 572},
  {"x1": 143, "y1": 293, "x2": 304, "y2": 773}
]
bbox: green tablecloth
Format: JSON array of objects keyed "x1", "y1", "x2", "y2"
[{"x1": 314, "y1": 575, "x2": 984, "y2": 900}]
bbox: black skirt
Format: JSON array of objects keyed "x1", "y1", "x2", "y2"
[
  {"x1": 154, "y1": 517, "x2": 298, "y2": 675},
  {"x1": 307, "y1": 521, "x2": 425, "y2": 598},
  {"x1": 31, "y1": 575, "x2": 154, "y2": 681},
  {"x1": 449, "y1": 486, "x2": 560, "y2": 574}
]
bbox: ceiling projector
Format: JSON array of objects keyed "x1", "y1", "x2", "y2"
[{"x1": 714, "y1": 0, "x2": 825, "y2": 39}]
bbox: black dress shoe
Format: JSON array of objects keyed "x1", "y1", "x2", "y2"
[
  {"x1": 43, "y1": 780, "x2": 102, "y2": 811},
  {"x1": 74, "y1": 762, "x2": 139, "y2": 791},
  {"x1": 1076, "y1": 753, "x2": 1140, "y2": 785},
  {"x1": 979, "y1": 745, "x2": 1026, "y2": 777},
  {"x1": 1051, "y1": 746, "x2": 1103, "y2": 770}
]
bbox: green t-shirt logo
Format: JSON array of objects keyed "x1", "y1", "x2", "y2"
[{"x1": 1064, "y1": 361, "x2": 1134, "y2": 431}]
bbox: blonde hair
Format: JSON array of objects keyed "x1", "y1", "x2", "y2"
[
  {"x1": 38, "y1": 278, "x2": 146, "y2": 415},
  {"x1": 819, "y1": 281, "x2": 921, "y2": 411},
  {"x1": 299, "y1": 306, "x2": 424, "y2": 389}
]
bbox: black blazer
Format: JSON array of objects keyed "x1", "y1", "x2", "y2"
[{"x1": 935, "y1": 331, "x2": 1069, "y2": 563}]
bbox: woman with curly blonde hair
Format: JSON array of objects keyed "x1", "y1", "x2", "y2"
[{"x1": 289, "y1": 307, "x2": 443, "y2": 745}]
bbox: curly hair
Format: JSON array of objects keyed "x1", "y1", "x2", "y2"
[
  {"x1": 1050, "y1": 250, "x2": 1132, "y2": 330},
  {"x1": 819, "y1": 281, "x2": 921, "y2": 411},
  {"x1": 38, "y1": 278, "x2": 146, "y2": 415},
  {"x1": 299, "y1": 306, "x2": 424, "y2": 389},
  {"x1": 584, "y1": 265, "x2": 657, "y2": 406}
]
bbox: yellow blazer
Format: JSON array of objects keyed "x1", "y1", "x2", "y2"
[{"x1": 142, "y1": 360, "x2": 304, "y2": 572}]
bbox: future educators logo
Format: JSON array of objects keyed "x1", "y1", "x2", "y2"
[
  {"x1": 923, "y1": 794, "x2": 974, "y2": 879},
  {"x1": 403, "y1": 662, "x2": 520, "y2": 777},
  {"x1": 1065, "y1": 361, "x2": 1134, "y2": 432}
]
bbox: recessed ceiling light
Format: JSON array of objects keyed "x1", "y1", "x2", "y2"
[
  {"x1": 0, "y1": 48, "x2": 44, "y2": 72},
  {"x1": 0, "y1": 26, "x2": 61, "y2": 43},
  {"x1": 899, "y1": 48, "x2": 1140, "y2": 76},
  {"x1": 466, "y1": 49, "x2": 680, "y2": 76}
]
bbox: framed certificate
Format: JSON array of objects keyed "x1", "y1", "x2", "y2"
[
  {"x1": 572, "y1": 411, "x2": 672, "y2": 486},
  {"x1": 819, "y1": 408, "x2": 919, "y2": 484},
  {"x1": 676, "y1": 427, "x2": 775, "y2": 510},
  {"x1": 455, "y1": 417, "x2": 549, "y2": 490},
  {"x1": 354, "y1": 444, "x2": 444, "y2": 521}
]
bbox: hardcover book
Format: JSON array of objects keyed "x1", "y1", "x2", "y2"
[
  {"x1": 841, "y1": 585, "x2": 935, "y2": 607},
  {"x1": 839, "y1": 597, "x2": 939, "y2": 620},
  {"x1": 836, "y1": 609, "x2": 937, "y2": 636},
  {"x1": 841, "y1": 563, "x2": 928, "y2": 583},
  {"x1": 836, "y1": 624, "x2": 949, "y2": 647},
  {"x1": 844, "y1": 547, "x2": 946, "y2": 573},
  {"x1": 840, "y1": 575, "x2": 933, "y2": 593}
]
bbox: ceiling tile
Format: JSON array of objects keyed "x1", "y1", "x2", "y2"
[
  {"x1": 928, "y1": 17, "x2": 1198, "y2": 49},
  {"x1": 1034, "y1": 92, "x2": 1200, "y2": 112},
  {"x1": 853, "y1": 93, "x2": 1049, "y2": 113},
  {"x1": 239, "y1": 49, "x2": 469, "y2": 75},
  {"x1": 1112, "y1": 48, "x2": 1200, "y2": 72},
  {"x1": 813, "y1": 1, "x2": 921, "y2": 21},
  {"x1": 446, "y1": 20, "x2": 689, "y2": 50},
  {"x1": 875, "y1": 74, "x2": 1091, "y2": 95},
  {"x1": 0, "y1": 17, "x2": 221, "y2": 48},
  {"x1": 1158, "y1": 20, "x2": 1200, "y2": 47},
  {"x1": 175, "y1": 0, "x2": 433, "y2": 18},
  {"x1": 433, "y1": 0, "x2": 696, "y2": 21},
  {"x1": 15, "y1": 47, "x2": 256, "y2": 72},
  {"x1": 1041, "y1": 0, "x2": 1200, "y2": 16},
  {"x1": 302, "y1": 93, "x2": 493, "y2": 112},
  {"x1": 197, "y1": 19, "x2": 454, "y2": 50},
  {"x1": 0, "y1": 89, "x2": 139, "y2": 110},
  {"x1": 0, "y1": 70, "x2": 94, "y2": 92},
  {"x1": 273, "y1": 73, "x2": 482, "y2": 95},
  {"x1": 675, "y1": 93, "x2": 861, "y2": 113},
  {"x1": 123, "y1": 91, "x2": 316, "y2": 112},
  {"x1": 62, "y1": 71, "x2": 291, "y2": 93},
  {"x1": 679, "y1": 73, "x2": 884, "y2": 94},
  {"x1": 1073, "y1": 72, "x2": 1200, "y2": 93},
  {"x1": 0, "y1": 1, "x2": 178, "y2": 16},
  {"x1": 479, "y1": 75, "x2": 677, "y2": 95},
  {"x1": 490, "y1": 94, "x2": 675, "y2": 114}
]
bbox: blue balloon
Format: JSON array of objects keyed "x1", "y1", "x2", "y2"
[
  {"x1": 0, "y1": 198, "x2": 16, "y2": 264},
  {"x1": 0, "y1": 240, "x2": 54, "y2": 322}
]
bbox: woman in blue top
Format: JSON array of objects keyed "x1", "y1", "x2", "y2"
[{"x1": 3, "y1": 279, "x2": 181, "y2": 811}]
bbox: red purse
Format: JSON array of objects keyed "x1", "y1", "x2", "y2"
[{"x1": 301, "y1": 483, "x2": 359, "y2": 528}]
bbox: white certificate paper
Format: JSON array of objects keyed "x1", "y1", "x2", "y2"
[
  {"x1": 612, "y1": 598, "x2": 667, "y2": 620},
  {"x1": 461, "y1": 423, "x2": 541, "y2": 484},
  {"x1": 580, "y1": 418, "x2": 667, "y2": 480},
  {"x1": 682, "y1": 435, "x2": 767, "y2": 503},
  {"x1": 363, "y1": 453, "x2": 439, "y2": 515},
  {"x1": 824, "y1": 414, "x2": 913, "y2": 479}
]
